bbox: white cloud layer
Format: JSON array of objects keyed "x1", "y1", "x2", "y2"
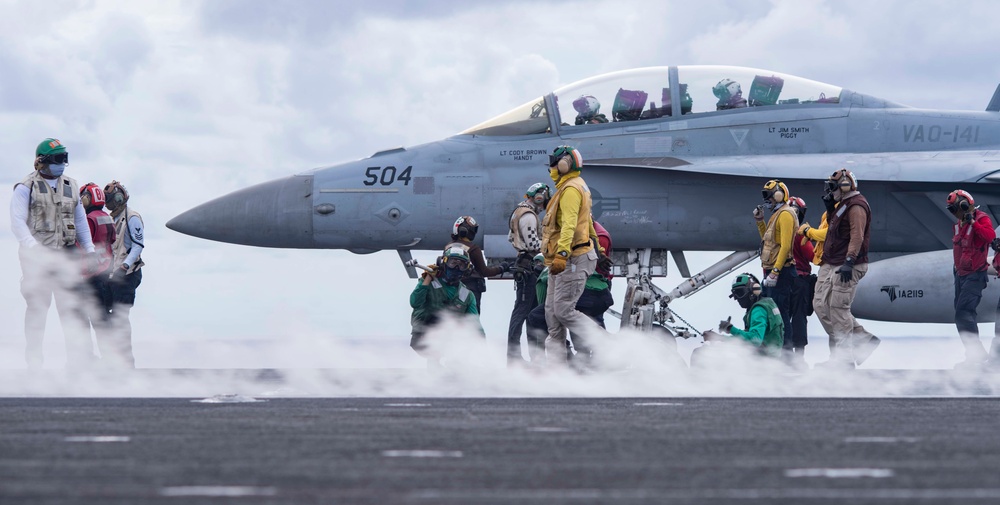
[{"x1": 1, "y1": 0, "x2": 999, "y2": 371}]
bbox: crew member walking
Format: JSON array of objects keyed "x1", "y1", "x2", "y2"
[
  {"x1": 540, "y1": 145, "x2": 609, "y2": 366},
  {"x1": 754, "y1": 180, "x2": 798, "y2": 360},
  {"x1": 812, "y1": 169, "x2": 876, "y2": 368},
  {"x1": 947, "y1": 189, "x2": 995, "y2": 368},
  {"x1": 506, "y1": 183, "x2": 548, "y2": 366}
]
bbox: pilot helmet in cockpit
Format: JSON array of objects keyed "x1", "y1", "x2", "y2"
[
  {"x1": 713, "y1": 79, "x2": 747, "y2": 110},
  {"x1": 572, "y1": 95, "x2": 608, "y2": 125}
]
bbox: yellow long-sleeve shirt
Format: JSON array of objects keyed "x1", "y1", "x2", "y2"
[
  {"x1": 551, "y1": 172, "x2": 598, "y2": 256},
  {"x1": 804, "y1": 212, "x2": 830, "y2": 266},
  {"x1": 756, "y1": 208, "x2": 796, "y2": 272}
]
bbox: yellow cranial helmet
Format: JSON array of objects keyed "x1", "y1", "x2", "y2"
[{"x1": 762, "y1": 179, "x2": 789, "y2": 204}]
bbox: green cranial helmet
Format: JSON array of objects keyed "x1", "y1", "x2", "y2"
[
  {"x1": 548, "y1": 145, "x2": 583, "y2": 171},
  {"x1": 35, "y1": 138, "x2": 68, "y2": 165},
  {"x1": 525, "y1": 182, "x2": 549, "y2": 198},
  {"x1": 443, "y1": 245, "x2": 470, "y2": 264},
  {"x1": 729, "y1": 272, "x2": 762, "y2": 301},
  {"x1": 36, "y1": 138, "x2": 66, "y2": 157}
]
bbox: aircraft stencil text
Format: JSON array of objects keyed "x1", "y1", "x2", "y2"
[
  {"x1": 363, "y1": 166, "x2": 412, "y2": 186},
  {"x1": 902, "y1": 125, "x2": 980, "y2": 143},
  {"x1": 499, "y1": 149, "x2": 547, "y2": 161},
  {"x1": 768, "y1": 126, "x2": 810, "y2": 139}
]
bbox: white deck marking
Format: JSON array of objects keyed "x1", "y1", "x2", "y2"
[
  {"x1": 845, "y1": 436, "x2": 920, "y2": 443},
  {"x1": 159, "y1": 486, "x2": 277, "y2": 497},
  {"x1": 63, "y1": 436, "x2": 130, "y2": 443},
  {"x1": 786, "y1": 468, "x2": 894, "y2": 478},
  {"x1": 384, "y1": 403, "x2": 430, "y2": 407},
  {"x1": 382, "y1": 450, "x2": 463, "y2": 458}
]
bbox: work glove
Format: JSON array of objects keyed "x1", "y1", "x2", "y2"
[
  {"x1": 719, "y1": 316, "x2": 733, "y2": 334},
  {"x1": 797, "y1": 223, "x2": 811, "y2": 236},
  {"x1": 109, "y1": 265, "x2": 129, "y2": 283},
  {"x1": 762, "y1": 271, "x2": 778, "y2": 288},
  {"x1": 499, "y1": 262, "x2": 512, "y2": 274},
  {"x1": 752, "y1": 205, "x2": 764, "y2": 221},
  {"x1": 837, "y1": 258, "x2": 855, "y2": 283},
  {"x1": 551, "y1": 254, "x2": 567, "y2": 275},
  {"x1": 702, "y1": 330, "x2": 725, "y2": 342},
  {"x1": 963, "y1": 212, "x2": 974, "y2": 225},
  {"x1": 597, "y1": 252, "x2": 614, "y2": 272},
  {"x1": 822, "y1": 192, "x2": 837, "y2": 218},
  {"x1": 992, "y1": 238, "x2": 1000, "y2": 253}
]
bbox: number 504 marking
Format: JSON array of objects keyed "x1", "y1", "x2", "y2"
[{"x1": 363, "y1": 166, "x2": 412, "y2": 186}]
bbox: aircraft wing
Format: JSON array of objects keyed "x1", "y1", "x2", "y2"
[{"x1": 590, "y1": 150, "x2": 1000, "y2": 183}]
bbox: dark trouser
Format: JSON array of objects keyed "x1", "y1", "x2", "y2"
[
  {"x1": 954, "y1": 270, "x2": 988, "y2": 362},
  {"x1": 526, "y1": 304, "x2": 548, "y2": 361},
  {"x1": 572, "y1": 288, "x2": 614, "y2": 362},
  {"x1": 106, "y1": 268, "x2": 142, "y2": 368},
  {"x1": 506, "y1": 270, "x2": 538, "y2": 362},
  {"x1": 19, "y1": 247, "x2": 94, "y2": 369},
  {"x1": 763, "y1": 267, "x2": 797, "y2": 350},
  {"x1": 789, "y1": 273, "x2": 811, "y2": 349}
]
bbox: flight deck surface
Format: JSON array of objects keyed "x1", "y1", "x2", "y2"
[{"x1": 2, "y1": 396, "x2": 999, "y2": 504}]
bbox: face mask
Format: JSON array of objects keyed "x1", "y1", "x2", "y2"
[
  {"x1": 763, "y1": 200, "x2": 776, "y2": 211},
  {"x1": 41, "y1": 163, "x2": 65, "y2": 178},
  {"x1": 549, "y1": 168, "x2": 561, "y2": 182}
]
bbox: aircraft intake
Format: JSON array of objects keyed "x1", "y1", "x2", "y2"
[{"x1": 167, "y1": 175, "x2": 315, "y2": 248}]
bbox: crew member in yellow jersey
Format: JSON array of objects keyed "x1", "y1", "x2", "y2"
[
  {"x1": 754, "y1": 179, "x2": 799, "y2": 361},
  {"x1": 540, "y1": 146, "x2": 611, "y2": 367}
]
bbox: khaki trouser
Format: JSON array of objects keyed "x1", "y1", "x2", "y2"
[
  {"x1": 18, "y1": 246, "x2": 93, "y2": 368},
  {"x1": 813, "y1": 261, "x2": 870, "y2": 363},
  {"x1": 544, "y1": 250, "x2": 598, "y2": 366}
]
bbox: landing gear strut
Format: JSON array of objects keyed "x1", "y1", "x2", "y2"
[{"x1": 615, "y1": 249, "x2": 760, "y2": 338}]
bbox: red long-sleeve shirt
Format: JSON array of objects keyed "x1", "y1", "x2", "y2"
[{"x1": 953, "y1": 210, "x2": 995, "y2": 276}]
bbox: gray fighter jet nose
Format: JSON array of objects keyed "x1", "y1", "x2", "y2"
[{"x1": 167, "y1": 175, "x2": 315, "y2": 248}]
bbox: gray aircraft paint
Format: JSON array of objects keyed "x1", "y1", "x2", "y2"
[{"x1": 168, "y1": 65, "x2": 1000, "y2": 324}]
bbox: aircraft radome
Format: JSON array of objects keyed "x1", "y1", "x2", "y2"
[{"x1": 168, "y1": 65, "x2": 1000, "y2": 331}]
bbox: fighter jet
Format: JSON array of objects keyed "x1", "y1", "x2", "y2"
[{"x1": 168, "y1": 65, "x2": 1000, "y2": 331}]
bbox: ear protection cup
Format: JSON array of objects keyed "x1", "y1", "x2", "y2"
[
  {"x1": 81, "y1": 193, "x2": 91, "y2": 208},
  {"x1": 960, "y1": 199, "x2": 971, "y2": 211},
  {"x1": 947, "y1": 189, "x2": 975, "y2": 213},
  {"x1": 556, "y1": 157, "x2": 572, "y2": 175}
]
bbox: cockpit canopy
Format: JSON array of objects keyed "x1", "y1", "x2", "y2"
[{"x1": 460, "y1": 65, "x2": 844, "y2": 136}]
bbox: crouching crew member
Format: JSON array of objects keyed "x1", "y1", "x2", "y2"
[
  {"x1": 706, "y1": 273, "x2": 784, "y2": 358},
  {"x1": 409, "y1": 247, "x2": 480, "y2": 367},
  {"x1": 506, "y1": 183, "x2": 548, "y2": 366},
  {"x1": 947, "y1": 189, "x2": 995, "y2": 368},
  {"x1": 104, "y1": 181, "x2": 144, "y2": 368},
  {"x1": 754, "y1": 180, "x2": 798, "y2": 359}
]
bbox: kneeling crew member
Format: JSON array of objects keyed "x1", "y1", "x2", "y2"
[
  {"x1": 444, "y1": 216, "x2": 508, "y2": 314},
  {"x1": 409, "y1": 247, "x2": 480, "y2": 367},
  {"x1": 947, "y1": 189, "x2": 995, "y2": 368},
  {"x1": 709, "y1": 273, "x2": 784, "y2": 358}
]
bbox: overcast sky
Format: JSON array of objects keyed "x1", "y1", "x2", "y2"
[{"x1": 2, "y1": 0, "x2": 999, "y2": 369}]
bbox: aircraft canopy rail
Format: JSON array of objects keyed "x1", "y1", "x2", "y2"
[{"x1": 459, "y1": 66, "x2": 844, "y2": 137}]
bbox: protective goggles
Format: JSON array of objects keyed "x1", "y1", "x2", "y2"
[
  {"x1": 549, "y1": 154, "x2": 567, "y2": 167},
  {"x1": 823, "y1": 179, "x2": 839, "y2": 193},
  {"x1": 38, "y1": 152, "x2": 69, "y2": 165},
  {"x1": 445, "y1": 257, "x2": 468, "y2": 269}
]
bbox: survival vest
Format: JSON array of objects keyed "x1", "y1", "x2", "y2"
[
  {"x1": 541, "y1": 174, "x2": 594, "y2": 262},
  {"x1": 17, "y1": 172, "x2": 80, "y2": 249},
  {"x1": 823, "y1": 193, "x2": 871, "y2": 266},
  {"x1": 953, "y1": 209, "x2": 993, "y2": 276},
  {"x1": 86, "y1": 209, "x2": 116, "y2": 275},
  {"x1": 760, "y1": 204, "x2": 799, "y2": 271},
  {"x1": 112, "y1": 206, "x2": 145, "y2": 274},
  {"x1": 410, "y1": 279, "x2": 475, "y2": 334},
  {"x1": 508, "y1": 201, "x2": 540, "y2": 255},
  {"x1": 743, "y1": 296, "x2": 784, "y2": 357}
]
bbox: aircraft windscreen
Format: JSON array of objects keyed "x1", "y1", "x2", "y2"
[
  {"x1": 460, "y1": 98, "x2": 549, "y2": 136},
  {"x1": 551, "y1": 66, "x2": 843, "y2": 129},
  {"x1": 679, "y1": 65, "x2": 841, "y2": 114},
  {"x1": 553, "y1": 68, "x2": 671, "y2": 127}
]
